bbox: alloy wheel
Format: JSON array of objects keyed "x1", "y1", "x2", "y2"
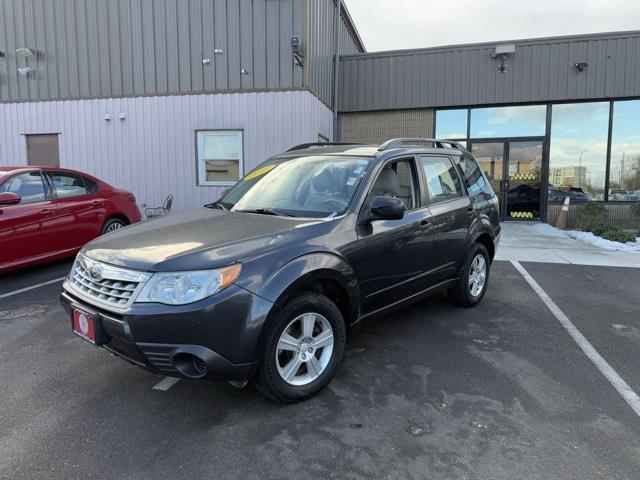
[
  {"x1": 105, "y1": 222, "x2": 124, "y2": 233},
  {"x1": 468, "y1": 253, "x2": 487, "y2": 297},
  {"x1": 275, "y1": 312, "x2": 334, "y2": 386}
]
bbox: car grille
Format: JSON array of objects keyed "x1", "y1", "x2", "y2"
[{"x1": 67, "y1": 255, "x2": 151, "y2": 311}]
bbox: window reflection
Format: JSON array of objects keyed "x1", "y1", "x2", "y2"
[
  {"x1": 549, "y1": 102, "x2": 609, "y2": 202},
  {"x1": 610, "y1": 100, "x2": 640, "y2": 201},
  {"x1": 435, "y1": 109, "x2": 467, "y2": 139},
  {"x1": 470, "y1": 105, "x2": 546, "y2": 138}
]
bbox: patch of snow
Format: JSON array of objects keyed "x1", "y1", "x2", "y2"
[
  {"x1": 566, "y1": 230, "x2": 640, "y2": 252},
  {"x1": 530, "y1": 222, "x2": 569, "y2": 238}
]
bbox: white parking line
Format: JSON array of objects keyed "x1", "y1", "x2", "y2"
[
  {"x1": 512, "y1": 260, "x2": 640, "y2": 417},
  {"x1": 152, "y1": 376, "x2": 181, "y2": 391},
  {"x1": 0, "y1": 276, "x2": 67, "y2": 300}
]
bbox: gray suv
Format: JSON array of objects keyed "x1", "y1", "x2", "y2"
[{"x1": 60, "y1": 138, "x2": 501, "y2": 402}]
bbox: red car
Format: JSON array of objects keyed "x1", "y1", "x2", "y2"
[{"x1": 0, "y1": 166, "x2": 141, "y2": 273}]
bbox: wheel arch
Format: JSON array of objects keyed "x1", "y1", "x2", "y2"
[{"x1": 248, "y1": 253, "x2": 360, "y2": 361}]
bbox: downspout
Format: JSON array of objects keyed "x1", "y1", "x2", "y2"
[{"x1": 332, "y1": 0, "x2": 341, "y2": 141}]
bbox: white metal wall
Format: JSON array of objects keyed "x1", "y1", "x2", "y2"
[{"x1": 0, "y1": 90, "x2": 333, "y2": 212}]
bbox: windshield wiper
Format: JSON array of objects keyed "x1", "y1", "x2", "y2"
[
  {"x1": 235, "y1": 208, "x2": 294, "y2": 217},
  {"x1": 205, "y1": 201, "x2": 228, "y2": 211}
]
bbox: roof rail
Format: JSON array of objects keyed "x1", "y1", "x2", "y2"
[
  {"x1": 378, "y1": 138, "x2": 468, "y2": 153},
  {"x1": 286, "y1": 142, "x2": 361, "y2": 152}
]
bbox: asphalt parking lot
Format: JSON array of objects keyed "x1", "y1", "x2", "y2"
[{"x1": 1, "y1": 260, "x2": 639, "y2": 480}]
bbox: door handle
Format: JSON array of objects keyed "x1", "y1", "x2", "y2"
[
  {"x1": 90, "y1": 201, "x2": 103, "y2": 207},
  {"x1": 39, "y1": 209, "x2": 54, "y2": 215},
  {"x1": 418, "y1": 219, "x2": 431, "y2": 228}
]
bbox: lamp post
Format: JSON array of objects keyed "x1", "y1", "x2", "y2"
[{"x1": 578, "y1": 149, "x2": 588, "y2": 189}]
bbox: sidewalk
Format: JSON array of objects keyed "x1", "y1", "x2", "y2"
[{"x1": 495, "y1": 222, "x2": 640, "y2": 268}]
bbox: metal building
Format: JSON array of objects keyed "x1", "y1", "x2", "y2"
[
  {"x1": 338, "y1": 31, "x2": 640, "y2": 224},
  {"x1": 1, "y1": 1, "x2": 639, "y2": 224},
  {"x1": 0, "y1": 0, "x2": 364, "y2": 211}
]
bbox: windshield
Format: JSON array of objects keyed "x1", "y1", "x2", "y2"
[{"x1": 217, "y1": 155, "x2": 371, "y2": 218}]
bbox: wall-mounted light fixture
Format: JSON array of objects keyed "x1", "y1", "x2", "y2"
[
  {"x1": 118, "y1": 112, "x2": 127, "y2": 121},
  {"x1": 17, "y1": 67, "x2": 34, "y2": 77},
  {"x1": 241, "y1": 68, "x2": 249, "y2": 75},
  {"x1": 202, "y1": 58, "x2": 211, "y2": 65},
  {"x1": 16, "y1": 48, "x2": 38, "y2": 79},
  {"x1": 214, "y1": 48, "x2": 223, "y2": 55},
  {"x1": 291, "y1": 35, "x2": 304, "y2": 67},
  {"x1": 574, "y1": 62, "x2": 589, "y2": 72},
  {"x1": 104, "y1": 113, "x2": 112, "y2": 121},
  {"x1": 491, "y1": 43, "x2": 515, "y2": 73},
  {"x1": 16, "y1": 47, "x2": 36, "y2": 58}
]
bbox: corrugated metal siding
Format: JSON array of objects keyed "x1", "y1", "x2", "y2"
[
  {"x1": 339, "y1": 31, "x2": 640, "y2": 112},
  {"x1": 0, "y1": 90, "x2": 333, "y2": 211},
  {"x1": 0, "y1": 0, "x2": 306, "y2": 102},
  {"x1": 307, "y1": 0, "x2": 364, "y2": 107},
  {"x1": 339, "y1": 108, "x2": 434, "y2": 144}
]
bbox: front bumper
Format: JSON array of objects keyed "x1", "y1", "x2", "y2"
[{"x1": 60, "y1": 282, "x2": 274, "y2": 381}]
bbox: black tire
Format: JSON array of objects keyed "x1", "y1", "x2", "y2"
[
  {"x1": 257, "y1": 292, "x2": 346, "y2": 403},
  {"x1": 448, "y1": 243, "x2": 491, "y2": 308},
  {"x1": 101, "y1": 217, "x2": 126, "y2": 235}
]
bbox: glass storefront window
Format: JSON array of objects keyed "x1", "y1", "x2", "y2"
[
  {"x1": 435, "y1": 109, "x2": 467, "y2": 139},
  {"x1": 609, "y1": 100, "x2": 640, "y2": 201},
  {"x1": 470, "y1": 105, "x2": 546, "y2": 138},
  {"x1": 549, "y1": 102, "x2": 609, "y2": 202}
]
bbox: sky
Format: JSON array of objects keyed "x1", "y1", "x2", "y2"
[{"x1": 344, "y1": 0, "x2": 640, "y2": 52}]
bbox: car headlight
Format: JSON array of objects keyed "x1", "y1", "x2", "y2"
[{"x1": 136, "y1": 264, "x2": 241, "y2": 305}]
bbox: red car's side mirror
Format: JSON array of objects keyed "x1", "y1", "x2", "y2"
[{"x1": 0, "y1": 192, "x2": 22, "y2": 206}]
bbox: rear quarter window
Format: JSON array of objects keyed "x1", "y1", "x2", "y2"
[{"x1": 458, "y1": 156, "x2": 494, "y2": 197}]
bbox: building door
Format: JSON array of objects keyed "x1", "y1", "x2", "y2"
[
  {"x1": 26, "y1": 134, "x2": 60, "y2": 167},
  {"x1": 470, "y1": 138, "x2": 544, "y2": 221}
]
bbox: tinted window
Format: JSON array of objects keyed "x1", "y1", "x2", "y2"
[
  {"x1": 49, "y1": 172, "x2": 89, "y2": 198},
  {"x1": 420, "y1": 156, "x2": 463, "y2": 203},
  {"x1": 550, "y1": 102, "x2": 609, "y2": 201},
  {"x1": 435, "y1": 109, "x2": 468, "y2": 139},
  {"x1": 610, "y1": 99, "x2": 640, "y2": 201},
  {"x1": 471, "y1": 105, "x2": 546, "y2": 138},
  {"x1": 83, "y1": 176, "x2": 100, "y2": 194},
  {"x1": 458, "y1": 156, "x2": 494, "y2": 197},
  {"x1": 368, "y1": 159, "x2": 417, "y2": 210},
  {"x1": 0, "y1": 172, "x2": 47, "y2": 204}
]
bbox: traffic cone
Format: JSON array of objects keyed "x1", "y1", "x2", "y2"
[{"x1": 555, "y1": 196, "x2": 570, "y2": 229}]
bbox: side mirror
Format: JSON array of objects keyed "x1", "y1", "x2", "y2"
[
  {"x1": 0, "y1": 192, "x2": 21, "y2": 206},
  {"x1": 369, "y1": 196, "x2": 405, "y2": 221}
]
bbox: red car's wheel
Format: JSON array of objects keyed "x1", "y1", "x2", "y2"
[{"x1": 101, "y1": 217, "x2": 126, "y2": 234}]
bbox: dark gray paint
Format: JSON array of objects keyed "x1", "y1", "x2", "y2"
[
  {"x1": 306, "y1": 0, "x2": 364, "y2": 107},
  {"x1": 339, "y1": 31, "x2": 640, "y2": 112},
  {"x1": 0, "y1": 0, "x2": 363, "y2": 104}
]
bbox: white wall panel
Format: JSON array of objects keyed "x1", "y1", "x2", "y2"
[{"x1": 0, "y1": 90, "x2": 333, "y2": 212}]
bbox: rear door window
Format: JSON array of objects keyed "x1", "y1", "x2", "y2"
[
  {"x1": 49, "y1": 172, "x2": 89, "y2": 198},
  {"x1": 419, "y1": 156, "x2": 463, "y2": 204}
]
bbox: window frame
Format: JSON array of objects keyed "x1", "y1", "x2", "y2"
[
  {"x1": 0, "y1": 170, "x2": 50, "y2": 205},
  {"x1": 359, "y1": 156, "x2": 422, "y2": 215},
  {"x1": 417, "y1": 154, "x2": 466, "y2": 206},
  {"x1": 45, "y1": 170, "x2": 91, "y2": 200},
  {"x1": 195, "y1": 129, "x2": 244, "y2": 187}
]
